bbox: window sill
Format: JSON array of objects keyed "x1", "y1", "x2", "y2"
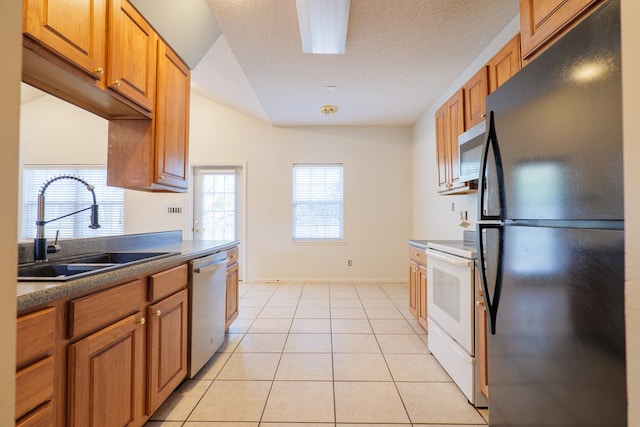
[{"x1": 292, "y1": 239, "x2": 345, "y2": 246}]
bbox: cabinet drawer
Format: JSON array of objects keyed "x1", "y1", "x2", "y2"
[
  {"x1": 16, "y1": 307, "x2": 55, "y2": 369},
  {"x1": 16, "y1": 400, "x2": 54, "y2": 427},
  {"x1": 408, "y1": 245, "x2": 427, "y2": 265},
  {"x1": 227, "y1": 247, "x2": 239, "y2": 266},
  {"x1": 69, "y1": 279, "x2": 145, "y2": 339},
  {"x1": 15, "y1": 356, "x2": 54, "y2": 420},
  {"x1": 149, "y1": 264, "x2": 188, "y2": 302}
]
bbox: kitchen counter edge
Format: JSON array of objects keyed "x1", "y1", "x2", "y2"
[{"x1": 17, "y1": 239, "x2": 239, "y2": 312}]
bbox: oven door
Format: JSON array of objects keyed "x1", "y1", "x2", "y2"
[{"x1": 426, "y1": 249, "x2": 475, "y2": 354}]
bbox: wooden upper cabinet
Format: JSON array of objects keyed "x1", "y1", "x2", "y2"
[
  {"x1": 107, "y1": 40, "x2": 190, "y2": 192},
  {"x1": 435, "y1": 89, "x2": 467, "y2": 194},
  {"x1": 107, "y1": 0, "x2": 157, "y2": 112},
  {"x1": 446, "y1": 90, "x2": 464, "y2": 187},
  {"x1": 463, "y1": 67, "x2": 488, "y2": 128},
  {"x1": 488, "y1": 34, "x2": 522, "y2": 93},
  {"x1": 519, "y1": 0, "x2": 602, "y2": 60},
  {"x1": 23, "y1": 0, "x2": 107, "y2": 83},
  {"x1": 435, "y1": 104, "x2": 449, "y2": 190},
  {"x1": 154, "y1": 41, "x2": 190, "y2": 190}
]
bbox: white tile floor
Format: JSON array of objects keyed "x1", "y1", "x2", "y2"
[{"x1": 145, "y1": 281, "x2": 489, "y2": 427}]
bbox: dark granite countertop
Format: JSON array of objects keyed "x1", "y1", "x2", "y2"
[{"x1": 17, "y1": 231, "x2": 239, "y2": 312}]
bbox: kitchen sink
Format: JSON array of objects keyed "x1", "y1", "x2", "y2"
[
  {"x1": 18, "y1": 251, "x2": 178, "y2": 281},
  {"x1": 65, "y1": 251, "x2": 176, "y2": 264}
]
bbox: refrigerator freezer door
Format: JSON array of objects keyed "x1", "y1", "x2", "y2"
[
  {"x1": 483, "y1": 0, "x2": 622, "y2": 221},
  {"x1": 487, "y1": 225, "x2": 626, "y2": 426}
]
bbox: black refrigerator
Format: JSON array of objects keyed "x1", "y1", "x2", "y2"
[{"x1": 476, "y1": 1, "x2": 626, "y2": 426}]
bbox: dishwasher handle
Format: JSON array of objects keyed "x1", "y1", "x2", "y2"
[{"x1": 191, "y1": 255, "x2": 228, "y2": 274}]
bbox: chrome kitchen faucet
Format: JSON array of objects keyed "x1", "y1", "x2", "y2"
[{"x1": 34, "y1": 175, "x2": 101, "y2": 262}]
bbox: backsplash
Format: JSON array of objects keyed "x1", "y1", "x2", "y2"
[{"x1": 18, "y1": 230, "x2": 182, "y2": 264}]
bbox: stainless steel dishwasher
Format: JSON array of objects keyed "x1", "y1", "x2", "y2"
[{"x1": 187, "y1": 252, "x2": 228, "y2": 378}]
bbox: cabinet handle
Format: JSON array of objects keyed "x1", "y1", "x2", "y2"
[
  {"x1": 476, "y1": 299, "x2": 485, "y2": 308},
  {"x1": 155, "y1": 309, "x2": 162, "y2": 317},
  {"x1": 158, "y1": 175, "x2": 165, "y2": 181},
  {"x1": 112, "y1": 80, "x2": 121, "y2": 88},
  {"x1": 481, "y1": 113, "x2": 486, "y2": 119},
  {"x1": 138, "y1": 317, "x2": 146, "y2": 325},
  {"x1": 94, "y1": 67, "x2": 104, "y2": 76}
]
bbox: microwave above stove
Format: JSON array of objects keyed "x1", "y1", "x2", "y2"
[{"x1": 458, "y1": 120, "x2": 486, "y2": 183}]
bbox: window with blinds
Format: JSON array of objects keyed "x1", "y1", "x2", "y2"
[
  {"x1": 21, "y1": 167, "x2": 124, "y2": 239},
  {"x1": 292, "y1": 163, "x2": 344, "y2": 240}
]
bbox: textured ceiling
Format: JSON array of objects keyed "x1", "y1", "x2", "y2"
[{"x1": 193, "y1": 0, "x2": 519, "y2": 126}]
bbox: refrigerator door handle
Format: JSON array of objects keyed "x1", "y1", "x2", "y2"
[
  {"x1": 478, "y1": 111, "x2": 506, "y2": 221},
  {"x1": 477, "y1": 222, "x2": 503, "y2": 335}
]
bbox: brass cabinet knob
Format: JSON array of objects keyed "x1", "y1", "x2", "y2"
[
  {"x1": 481, "y1": 113, "x2": 486, "y2": 119},
  {"x1": 155, "y1": 309, "x2": 161, "y2": 317},
  {"x1": 476, "y1": 300, "x2": 485, "y2": 307},
  {"x1": 158, "y1": 175, "x2": 165, "y2": 181},
  {"x1": 138, "y1": 317, "x2": 146, "y2": 325},
  {"x1": 112, "y1": 80, "x2": 121, "y2": 88},
  {"x1": 94, "y1": 67, "x2": 104, "y2": 76}
]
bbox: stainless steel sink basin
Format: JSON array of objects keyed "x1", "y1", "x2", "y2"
[
  {"x1": 67, "y1": 251, "x2": 175, "y2": 264},
  {"x1": 18, "y1": 251, "x2": 177, "y2": 281}
]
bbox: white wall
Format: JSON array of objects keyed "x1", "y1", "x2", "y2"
[
  {"x1": 1, "y1": 0, "x2": 21, "y2": 422},
  {"x1": 188, "y1": 94, "x2": 412, "y2": 281},
  {"x1": 622, "y1": 0, "x2": 640, "y2": 423},
  {"x1": 411, "y1": 16, "x2": 520, "y2": 239}
]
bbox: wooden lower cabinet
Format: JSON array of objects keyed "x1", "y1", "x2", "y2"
[
  {"x1": 417, "y1": 264, "x2": 428, "y2": 330},
  {"x1": 15, "y1": 307, "x2": 56, "y2": 426},
  {"x1": 147, "y1": 289, "x2": 188, "y2": 414},
  {"x1": 67, "y1": 312, "x2": 146, "y2": 427},
  {"x1": 408, "y1": 244, "x2": 427, "y2": 330},
  {"x1": 408, "y1": 261, "x2": 418, "y2": 318},
  {"x1": 16, "y1": 400, "x2": 54, "y2": 427},
  {"x1": 475, "y1": 267, "x2": 489, "y2": 398},
  {"x1": 225, "y1": 261, "x2": 239, "y2": 329}
]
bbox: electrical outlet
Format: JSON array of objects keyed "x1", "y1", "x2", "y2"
[
  {"x1": 451, "y1": 202, "x2": 455, "y2": 211},
  {"x1": 347, "y1": 260, "x2": 353, "y2": 267},
  {"x1": 167, "y1": 206, "x2": 183, "y2": 214}
]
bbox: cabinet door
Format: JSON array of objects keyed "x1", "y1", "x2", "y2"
[
  {"x1": 488, "y1": 34, "x2": 522, "y2": 93},
  {"x1": 225, "y1": 262, "x2": 239, "y2": 329},
  {"x1": 107, "y1": 0, "x2": 156, "y2": 111},
  {"x1": 147, "y1": 289, "x2": 188, "y2": 414},
  {"x1": 408, "y1": 261, "x2": 418, "y2": 318},
  {"x1": 475, "y1": 269, "x2": 489, "y2": 398},
  {"x1": 435, "y1": 104, "x2": 449, "y2": 190},
  {"x1": 417, "y1": 264, "x2": 428, "y2": 330},
  {"x1": 23, "y1": 0, "x2": 106, "y2": 82},
  {"x1": 154, "y1": 41, "x2": 190, "y2": 190},
  {"x1": 68, "y1": 313, "x2": 145, "y2": 427},
  {"x1": 446, "y1": 89, "x2": 465, "y2": 187},
  {"x1": 463, "y1": 67, "x2": 488, "y2": 129},
  {"x1": 519, "y1": 0, "x2": 601, "y2": 60}
]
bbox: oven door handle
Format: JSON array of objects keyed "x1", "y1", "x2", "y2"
[{"x1": 426, "y1": 250, "x2": 473, "y2": 269}]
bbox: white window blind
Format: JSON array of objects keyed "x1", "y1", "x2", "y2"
[
  {"x1": 292, "y1": 163, "x2": 344, "y2": 240},
  {"x1": 196, "y1": 169, "x2": 238, "y2": 240},
  {"x1": 22, "y1": 167, "x2": 124, "y2": 239}
]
